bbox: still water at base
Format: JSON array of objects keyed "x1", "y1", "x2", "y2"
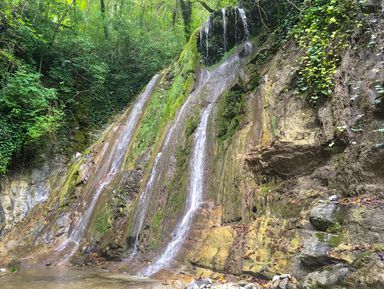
[{"x1": 0, "y1": 267, "x2": 162, "y2": 289}]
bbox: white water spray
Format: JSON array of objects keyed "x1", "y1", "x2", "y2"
[
  {"x1": 237, "y1": 8, "x2": 250, "y2": 40},
  {"x1": 204, "y1": 16, "x2": 211, "y2": 60},
  {"x1": 222, "y1": 8, "x2": 227, "y2": 52},
  {"x1": 129, "y1": 152, "x2": 162, "y2": 258}
]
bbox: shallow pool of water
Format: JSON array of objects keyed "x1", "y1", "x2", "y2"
[{"x1": 0, "y1": 267, "x2": 163, "y2": 289}]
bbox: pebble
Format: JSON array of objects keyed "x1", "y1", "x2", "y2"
[{"x1": 329, "y1": 195, "x2": 338, "y2": 201}]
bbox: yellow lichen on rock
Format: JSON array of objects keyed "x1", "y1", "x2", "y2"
[{"x1": 193, "y1": 227, "x2": 235, "y2": 272}]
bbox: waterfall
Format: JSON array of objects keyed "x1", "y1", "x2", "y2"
[
  {"x1": 204, "y1": 16, "x2": 211, "y2": 60},
  {"x1": 56, "y1": 74, "x2": 160, "y2": 263},
  {"x1": 222, "y1": 8, "x2": 227, "y2": 52},
  {"x1": 139, "y1": 102, "x2": 213, "y2": 277},
  {"x1": 139, "y1": 43, "x2": 251, "y2": 276},
  {"x1": 127, "y1": 70, "x2": 211, "y2": 259},
  {"x1": 237, "y1": 8, "x2": 250, "y2": 40},
  {"x1": 128, "y1": 152, "x2": 162, "y2": 258},
  {"x1": 234, "y1": 7, "x2": 238, "y2": 43}
]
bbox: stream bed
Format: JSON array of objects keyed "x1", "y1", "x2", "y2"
[{"x1": 0, "y1": 267, "x2": 162, "y2": 289}]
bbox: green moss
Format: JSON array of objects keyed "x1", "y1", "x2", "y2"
[
  {"x1": 185, "y1": 114, "x2": 199, "y2": 137},
  {"x1": 315, "y1": 232, "x2": 326, "y2": 242},
  {"x1": 352, "y1": 251, "x2": 374, "y2": 269},
  {"x1": 327, "y1": 221, "x2": 342, "y2": 234},
  {"x1": 280, "y1": 203, "x2": 302, "y2": 219},
  {"x1": 216, "y1": 89, "x2": 245, "y2": 142},
  {"x1": 57, "y1": 161, "x2": 82, "y2": 208},
  {"x1": 259, "y1": 183, "x2": 275, "y2": 195},
  {"x1": 372, "y1": 243, "x2": 384, "y2": 252},
  {"x1": 164, "y1": 129, "x2": 193, "y2": 218},
  {"x1": 145, "y1": 110, "x2": 196, "y2": 251},
  {"x1": 125, "y1": 30, "x2": 199, "y2": 168},
  {"x1": 309, "y1": 285, "x2": 325, "y2": 289},
  {"x1": 148, "y1": 209, "x2": 164, "y2": 250},
  {"x1": 94, "y1": 205, "x2": 112, "y2": 237},
  {"x1": 328, "y1": 234, "x2": 343, "y2": 247},
  {"x1": 271, "y1": 116, "x2": 279, "y2": 138}
]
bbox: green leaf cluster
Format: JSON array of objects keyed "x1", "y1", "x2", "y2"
[
  {"x1": 293, "y1": 0, "x2": 358, "y2": 105},
  {"x1": 0, "y1": 66, "x2": 62, "y2": 173}
]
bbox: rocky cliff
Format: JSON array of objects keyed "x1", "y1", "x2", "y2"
[{"x1": 1, "y1": 1, "x2": 384, "y2": 288}]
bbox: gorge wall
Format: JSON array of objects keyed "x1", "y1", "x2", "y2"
[{"x1": 1, "y1": 1, "x2": 384, "y2": 288}]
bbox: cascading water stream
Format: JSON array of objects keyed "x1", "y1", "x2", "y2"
[
  {"x1": 128, "y1": 152, "x2": 162, "y2": 258},
  {"x1": 237, "y1": 8, "x2": 250, "y2": 40},
  {"x1": 222, "y1": 8, "x2": 227, "y2": 52},
  {"x1": 128, "y1": 70, "x2": 211, "y2": 259},
  {"x1": 204, "y1": 17, "x2": 211, "y2": 60},
  {"x1": 139, "y1": 45, "x2": 251, "y2": 276},
  {"x1": 55, "y1": 74, "x2": 160, "y2": 263}
]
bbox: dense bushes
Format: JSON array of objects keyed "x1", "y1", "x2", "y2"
[{"x1": 0, "y1": 65, "x2": 62, "y2": 173}]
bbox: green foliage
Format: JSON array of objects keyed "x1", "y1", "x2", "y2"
[
  {"x1": 0, "y1": 66, "x2": 62, "y2": 172},
  {"x1": 0, "y1": 118, "x2": 23, "y2": 174},
  {"x1": 293, "y1": 0, "x2": 358, "y2": 105},
  {"x1": 216, "y1": 89, "x2": 245, "y2": 141}
]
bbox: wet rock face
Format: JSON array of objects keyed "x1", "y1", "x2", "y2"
[
  {"x1": 0, "y1": 155, "x2": 67, "y2": 236},
  {"x1": 246, "y1": 142, "x2": 330, "y2": 178},
  {"x1": 197, "y1": 7, "x2": 250, "y2": 66}
]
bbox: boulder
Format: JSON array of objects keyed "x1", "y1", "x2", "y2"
[
  {"x1": 309, "y1": 203, "x2": 338, "y2": 231},
  {"x1": 300, "y1": 265, "x2": 349, "y2": 289},
  {"x1": 299, "y1": 233, "x2": 338, "y2": 268}
]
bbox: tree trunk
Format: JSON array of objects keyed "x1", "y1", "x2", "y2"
[
  {"x1": 140, "y1": 0, "x2": 145, "y2": 27},
  {"x1": 197, "y1": 1, "x2": 214, "y2": 13},
  {"x1": 179, "y1": 0, "x2": 192, "y2": 39},
  {"x1": 100, "y1": 0, "x2": 109, "y2": 39},
  {"x1": 172, "y1": 0, "x2": 178, "y2": 27}
]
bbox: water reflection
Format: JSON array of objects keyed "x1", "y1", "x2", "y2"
[{"x1": 0, "y1": 267, "x2": 162, "y2": 289}]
